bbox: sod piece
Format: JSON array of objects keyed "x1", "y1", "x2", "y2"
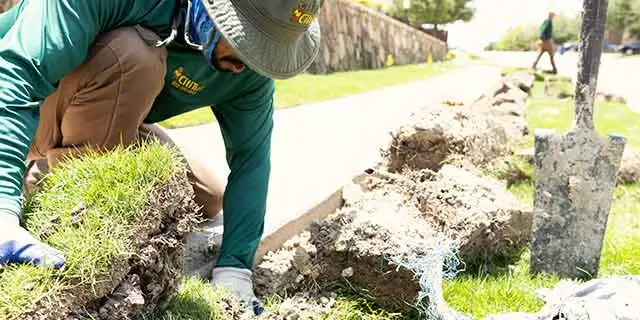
[{"x1": 0, "y1": 142, "x2": 201, "y2": 320}]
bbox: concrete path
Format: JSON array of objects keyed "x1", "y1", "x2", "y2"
[{"x1": 168, "y1": 65, "x2": 502, "y2": 258}]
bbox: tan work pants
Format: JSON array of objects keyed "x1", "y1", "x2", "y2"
[
  {"x1": 25, "y1": 26, "x2": 224, "y2": 218},
  {"x1": 532, "y1": 39, "x2": 558, "y2": 72}
]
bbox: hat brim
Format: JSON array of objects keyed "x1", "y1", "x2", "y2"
[{"x1": 201, "y1": 0, "x2": 321, "y2": 80}]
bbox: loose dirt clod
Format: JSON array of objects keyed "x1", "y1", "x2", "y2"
[
  {"x1": 544, "y1": 75, "x2": 574, "y2": 99},
  {"x1": 618, "y1": 147, "x2": 640, "y2": 184}
]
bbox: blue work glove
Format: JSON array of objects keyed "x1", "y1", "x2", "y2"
[
  {"x1": 0, "y1": 214, "x2": 65, "y2": 268},
  {"x1": 212, "y1": 267, "x2": 264, "y2": 316}
]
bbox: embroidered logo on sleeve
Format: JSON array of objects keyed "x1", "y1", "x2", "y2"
[{"x1": 171, "y1": 67, "x2": 204, "y2": 95}]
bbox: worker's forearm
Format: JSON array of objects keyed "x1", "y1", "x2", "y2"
[{"x1": 0, "y1": 108, "x2": 37, "y2": 219}]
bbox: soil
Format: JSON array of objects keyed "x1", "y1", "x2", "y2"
[
  {"x1": 484, "y1": 157, "x2": 532, "y2": 188},
  {"x1": 382, "y1": 72, "x2": 532, "y2": 175},
  {"x1": 21, "y1": 170, "x2": 202, "y2": 320},
  {"x1": 618, "y1": 147, "x2": 640, "y2": 184},
  {"x1": 254, "y1": 163, "x2": 532, "y2": 318},
  {"x1": 408, "y1": 165, "x2": 532, "y2": 266},
  {"x1": 182, "y1": 214, "x2": 224, "y2": 280},
  {"x1": 383, "y1": 104, "x2": 514, "y2": 173},
  {"x1": 254, "y1": 178, "x2": 466, "y2": 318}
]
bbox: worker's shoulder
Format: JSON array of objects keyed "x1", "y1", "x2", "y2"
[{"x1": 228, "y1": 69, "x2": 275, "y2": 105}]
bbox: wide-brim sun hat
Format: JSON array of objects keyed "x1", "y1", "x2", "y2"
[{"x1": 200, "y1": 0, "x2": 323, "y2": 80}]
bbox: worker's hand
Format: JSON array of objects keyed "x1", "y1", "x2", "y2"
[
  {"x1": 211, "y1": 267, "x2": 264, "y2": 316},
  {"x1": 0, "y1": 214, "x2": 66, "y2": 269}
]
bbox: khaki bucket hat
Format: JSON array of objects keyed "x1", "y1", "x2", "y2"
[{"x1": 200, "y1": 0, "x2": 325, "y2": 79}]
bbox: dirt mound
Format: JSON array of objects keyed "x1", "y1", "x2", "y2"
[
  {"x1": 255, "y1": 164, "x2": 532, "y2": 318},
  {"x1": 383, "y1": 105, "x2": 513, "y2": 173},
  {"x1": 255, "y1": 182, "x2": 464, "y2": 318},
  {"x1": 383, "y1": 72, "x2": 532, "y2": 174},
  {"x1": 22, "y1": 171, "x2": 201, "y2": 320},
  {"x1": 408, "y1": 165, "x2": 532, "y2": 265}
]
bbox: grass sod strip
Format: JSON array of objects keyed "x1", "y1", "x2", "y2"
[{"x1": 0, "y1": 141, "x2": 201, "y2": 320}]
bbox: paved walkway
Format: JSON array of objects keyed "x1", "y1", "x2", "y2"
[{"x1": 168, "y1": 65, "x2": 502, "y2": 247}]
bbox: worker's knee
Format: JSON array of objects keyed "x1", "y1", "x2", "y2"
[
  {"x1": 91, "y1": 26, "x2": 167, "y2": 84},
  {"x1": 57, "y1": 26, "x2": 167, "y2": 149}
]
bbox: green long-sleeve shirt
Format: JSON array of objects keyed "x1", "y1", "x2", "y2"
[
  {"x1": 539, "y1": 18, "x2": 553, "y2": 40},
  {"x1": 0, "y1": 0, "x2": 274, "y2": 269}
]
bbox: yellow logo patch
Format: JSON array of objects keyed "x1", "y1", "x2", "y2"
[
  {"x1": 171, "y1": 67, "x2": 204, "y2": 95},
  {"x1": 291, "y1": 3, "x2": 316, "y2": 26}
]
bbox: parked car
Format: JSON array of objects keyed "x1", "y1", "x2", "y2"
[
  {"x1": 617, "y1": 41, "x2": 640, "y2": 55},
  {"x1": 559, "y1": 42, "x2": 617, "y2": 55}
]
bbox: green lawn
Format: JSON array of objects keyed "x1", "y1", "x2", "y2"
[
  {"x1": 443, "y1": 77, "x2": 640, "y2": 319},
  {"x1": 159, "y1": 61, "x2": 456, "y2": 129}
]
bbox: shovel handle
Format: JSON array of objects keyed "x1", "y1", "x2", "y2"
[{"x1": 574, "y1": 0, "x2": 609, "y2": 130}]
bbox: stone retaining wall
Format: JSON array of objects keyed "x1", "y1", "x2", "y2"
[{"x1": 307, "y1": 0, "x2": 448, "y2": 74}]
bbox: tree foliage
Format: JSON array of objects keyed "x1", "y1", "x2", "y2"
[
  {"x1": 492, "y1": 14, "x2": 580, "y2": 51},
  {"x1": 494, "y1": 25, "x2": 539, "y2": 51},
  {"x1": 389, "y1": 0, "x2": 475, "y2": 29},
  {"x1": 552, "y1": 14, "x2": 581, "y2": 45},
  {"x1": 607, "y1": 0, "x2": 640, "y2": 38}
]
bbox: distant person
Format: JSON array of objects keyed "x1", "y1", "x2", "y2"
[{"x1": 531, "y1": 11, "x2": 558, "y2": 74}]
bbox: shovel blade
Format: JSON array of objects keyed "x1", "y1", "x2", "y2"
[{"x1": 530, "y1": 128, "x2": 626, "y2": 279}]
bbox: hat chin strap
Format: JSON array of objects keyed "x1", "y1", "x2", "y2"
[{"x1": 155, "y1": 0, "x2": 185, "y2": 48}]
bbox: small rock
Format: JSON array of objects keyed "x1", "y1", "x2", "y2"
[
  {"x1": 341, "y1": 267, "x2": 354, "y2": 278},
  {"x1": 320, "y1": 297, "x2": 330, "y2": 306}
]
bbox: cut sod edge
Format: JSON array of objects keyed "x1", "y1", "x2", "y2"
[{"x1": 19, "y1": 169, "x2": 201, "y2": 320}]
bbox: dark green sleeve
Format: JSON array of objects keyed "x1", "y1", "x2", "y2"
[
  {"x1": 212, "y1": 76, "x2": 275, "y2": 269},
  {"x1": 0, "y1": 0, "x2": 174, "y2": 220},
  {"x1": 0, "y1": 2, "x2": 23, "y2": 37},
  {"x1": 0, "y1": 0, "x2": 104, "y2": 219}
]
